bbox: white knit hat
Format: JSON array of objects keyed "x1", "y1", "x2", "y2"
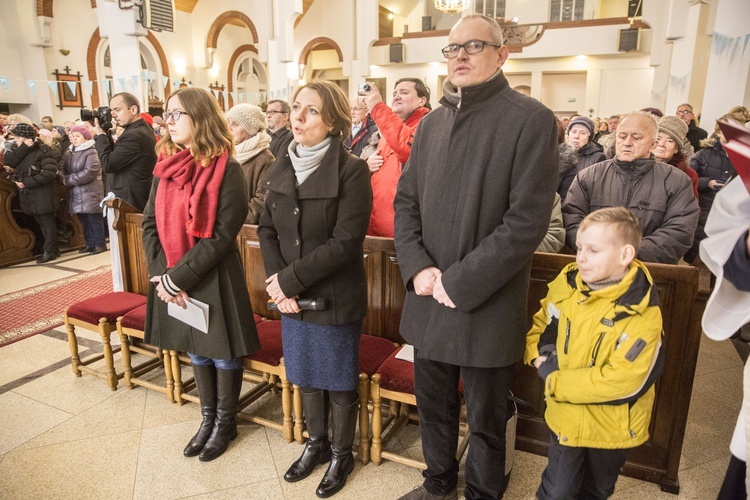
[{"x1": 226, "y1": 103, "x2": 267, "y2": 136}]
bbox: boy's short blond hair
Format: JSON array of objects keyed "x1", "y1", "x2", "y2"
[{"x1": 579, "y1": 207, "x2": 642, "y2": 253}]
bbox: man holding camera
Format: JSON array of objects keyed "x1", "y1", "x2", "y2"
[
  {"x1": 360, "y1": 78, "x2": 430, "y2": 237},
  {"x1": 92, "y1": 92, "x2": 156, "y2": 211}
]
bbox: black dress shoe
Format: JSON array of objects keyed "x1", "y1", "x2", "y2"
[
  {"x1": 36, "y1": 253, "x2": 57, "y2": 264},
  {"x1": 79, "y1": 247, "x2": 94, "y2": 253},
  {"x1": 90, "y1": 246, "x2": 108, "y2": 254}
]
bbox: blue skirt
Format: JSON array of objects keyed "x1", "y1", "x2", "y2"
[{"x1": 281, "y1": 316, "x2": 361, "y2": 391}]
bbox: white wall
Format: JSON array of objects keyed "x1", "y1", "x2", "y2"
[
  {"x1": 506, "y1": 0, "x2": 550, "y2": 24},
  {"x1": 540, "y1": 73, "x2": 587, "y2": 113}
]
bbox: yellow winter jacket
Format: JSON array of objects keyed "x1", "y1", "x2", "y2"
[{"x1": 524, "y1": 260, "x2": 664, "y2": 449}]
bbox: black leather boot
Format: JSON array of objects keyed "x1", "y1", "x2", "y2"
[
  {"x1": 199, "y1": 367, "x2": 243, "y2": 462},
  {"x1": 316, "y1": 398, "x2": 358, "y2": 498},
  {"x1": 284, "y1": 391, "x2": 332, "y2": 482},
  {"x1": 183, "y1": 364, "x2": 217, "y2": 457}
]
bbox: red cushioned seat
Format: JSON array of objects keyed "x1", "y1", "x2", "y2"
[
  {"x1": 245, "y1": 320, "x2": 283, "y2": 366},
  {"x1": 359, "y1": 335, "x2": 398, "y2": 376},
  {"x1": 67, "y1": 292, "x2": 146, "y2": 325},
  {"x1": 376, "y1": 349, "x2": 415, "y2": 394},
  {"x1": 120, "y1": 304, "x2": 147, "y2": 330},
  {"x1": 254, "y1": 313, "x2": 263, "y2": 324}
]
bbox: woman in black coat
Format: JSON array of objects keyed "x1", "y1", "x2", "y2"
[
  {"x1": 686, "y1": 116, "x2": 737, "y2": 262},
  {"x1": 3, "y1": 123, "x2": 60, "y2": 263},
  {"x1": 258, "y1": 80, "x2": 372, "y2": 498},
  {"x1": 142, "y1": 87, "x2": 259, "y2": 462}
]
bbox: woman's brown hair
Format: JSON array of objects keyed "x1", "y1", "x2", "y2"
[
  {"x1": 156, "y1": 87, "x2": 234, "y2": 166},
  {"x1": 292, "y1": 80, "x2": 352, "y2": 141}
]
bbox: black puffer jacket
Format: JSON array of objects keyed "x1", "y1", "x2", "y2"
[
  {"x1": 557, "y1": 141, "x2": 578, "y2": 201},
  {"x1": 4, "y1": 139, "x2": 60, "y2": 215},
  {"x1": 62, "y1": 141, "x2": 104, "y2": 214},
  {"x1": 689, "y1": 139, "x2": 736, "y2": 220},
  {"x1": 557, "y1": 141, "x2": 605, "y2": 202}
]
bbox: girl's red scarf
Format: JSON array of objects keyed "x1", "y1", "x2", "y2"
[{"x1": 154, "y1": 148, "x2": 227, "y2": 267}]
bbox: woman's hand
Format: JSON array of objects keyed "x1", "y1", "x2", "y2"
[
  {"x1": 23, "y1": 138, "x2": 34, "y2": 147},
  {"x1": 150, "y1": 275, "x2": 190, "y2": 308},
  {"x1": 275, "y1": 297, "x2": 300, "y2": 314},
  {"x1": 14, "y1": 181, "x2": 24, "y2": 189},
  {"x1": 265, "y1": 273, "x2": 288, "y2": 303},
  {"x1": 366, "y1": 153, "x2": 383, "y2": 173}
]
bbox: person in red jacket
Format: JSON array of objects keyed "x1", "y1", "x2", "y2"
[{"x1": 361, "y1": 78, "x2": 430, "y2": 237}]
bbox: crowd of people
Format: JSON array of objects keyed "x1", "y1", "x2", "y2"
[{"x1": 1, "y1": 12, "x2": 749, "y2": 499}]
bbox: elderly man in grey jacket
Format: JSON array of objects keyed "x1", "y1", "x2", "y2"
[
  {"x1": 394, "y1": 14, "x2": 559, "y2": 500},
  {"x1": 563, "y1": 111, "x2": 699, "y2": 264}
]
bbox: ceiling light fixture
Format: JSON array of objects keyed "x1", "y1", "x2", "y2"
[{"x1": 434, "y1": 0, "x2": 468, "y2": 15}]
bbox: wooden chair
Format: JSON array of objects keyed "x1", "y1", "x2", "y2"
[
  {"x1": 292, "y1": 333, "x2": 399, "y2": 464},
  {"x1": 116, "y1": 304, "x2": 175, "y2": 402},
  {"x1": 370, "y1": 346, "x2": 470, "y2": 469},
  {"x1": 170, "y1": 316, "x2": 295, "y2": 443},
  {"x1": 64, "y1": 291, "x2": 147, "y2": 390}
]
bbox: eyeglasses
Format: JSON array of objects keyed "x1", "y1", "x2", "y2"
[
  {"x1": 163, "y1": 110, "x2": 189, "y2": 122},
  {"x1": 441, "y1": 39, "x2": 501, "y2": 59},
  {"x1": 676, "y1": 109, "x2": 693, "y2": 116},
  {"x1": 266, "y1": 110, "x2": 286, "y2": 116}
]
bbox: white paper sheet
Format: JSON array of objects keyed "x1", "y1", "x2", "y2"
[
  {"x1": 395, "y1": 344, "x2": 414, "y2": 363},
  {"x1": 168, "y1": 297, "x2": 210, "y2": 333}
]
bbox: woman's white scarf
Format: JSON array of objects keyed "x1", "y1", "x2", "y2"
[
  {"x1": 288, "y1": 136, "x2": 332, "y2": 185},
  {"x1": 235, "y1": 131, "x2": 272, "y2": 165}
]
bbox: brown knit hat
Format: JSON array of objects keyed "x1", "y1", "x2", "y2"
[
  {"x1": 658, "y1": 116, "x2": 689, "y2": 153},
  {"x1": 226, "y1": 103, "x2": 267, "y2": 136}
]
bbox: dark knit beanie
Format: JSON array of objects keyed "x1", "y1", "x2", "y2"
[
  {"x1": 566, "y1": 116, "x2": 595, "y2": 137},
  {"x1": 11, "y1": 123, "x2": 36, "y2": 140}
]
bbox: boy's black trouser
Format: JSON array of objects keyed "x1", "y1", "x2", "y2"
[{"x1": 536, "y1": 432, "x2": 629, "y2": 500}]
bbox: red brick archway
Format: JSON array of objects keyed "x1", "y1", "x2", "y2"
[
  {"x1": 206, "y1": 11, "x2": 259, "y2": 49},
  {"x1": 86, "y1": 29, "x2": 170, "y2": 108},
  {"x1": 226, "y1": 44, "x2": 259, "y2": 108},
  {"x1": 298, "y1": 36, "x2": 344, "y2": 67}
]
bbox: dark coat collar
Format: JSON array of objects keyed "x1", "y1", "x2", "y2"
[
  {"x1": 264, "y1": 137, "x2": 346, "y2": 200},
  {"x1": 613, "y1": 155, "x2": 655, "y2": 178},
  {"x1": 439, "y1": 71, "x2": 510, "y2": 112}
]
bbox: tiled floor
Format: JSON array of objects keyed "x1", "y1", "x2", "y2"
[{"x1": 0, "y1": 251, "x2": 740, "y2": 499}]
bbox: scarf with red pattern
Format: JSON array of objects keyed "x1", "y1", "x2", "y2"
[{"x1": 154, "y1": 148, "x2": 227, "y2": 267}]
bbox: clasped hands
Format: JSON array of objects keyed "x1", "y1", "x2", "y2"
[
  {"x1": 413, "y1": 266, "x2": 456, "y2": 309},
  {"x1": 150, "y1": 275, "x2": 190, "y2": 309},
  {"x1": 265, "y1": 273, "x2": 300, "y2": 314}
]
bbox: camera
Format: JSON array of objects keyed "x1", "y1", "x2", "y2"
[
  {"x1": 80, "y1": 107, "x2": 113, "y2": 131},
  {"x1": 358, "y1": 83, "x2": 371, "y2": 94}
]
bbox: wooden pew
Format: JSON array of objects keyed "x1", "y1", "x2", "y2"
[{"x1": 109, "y1": 202, "x2": 708, "y2": 494}]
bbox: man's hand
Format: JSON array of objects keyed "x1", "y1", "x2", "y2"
[
  {"x1": 432, "y1": 274, "x2": 456, "y2": 308},
  {"x1": 413, "y1": 266, "x2": 441, "y2": 296},
  {"x1": 361, "y1": 83, "x2": 383, "y2": 112},
  {"x1": 92, "y1": 118, "x2": 105, "y2": 136},
  {"x1": 14, "y1": 181, "x2": 24, "y2": 189},
  {"x1": 366, "y1": 153, "x2": 383, "y2": 173}
]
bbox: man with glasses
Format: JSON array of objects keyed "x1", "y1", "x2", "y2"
[
  {"x1": 676, "y1": 103, "x2": 707, "y2": 153},
  {"x1": 394, "y1": 14, "x2": 558, "y2": 500},
  {"x1": 344, "y1": 96, "x2": 377, "y2": 157},
  {"x1": 93, "y1": 92, "x2": 156, "y2": 211},
  {"x1": 266, "y1": 99, "x2": 293, "y2": 159}
]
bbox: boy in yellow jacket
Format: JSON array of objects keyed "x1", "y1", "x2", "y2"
[{"x1": 525, "y1": 207, "x2": 664, "y2": 499}]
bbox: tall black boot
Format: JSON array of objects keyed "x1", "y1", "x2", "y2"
[
  {"x1": 284, "y1": 390, "x2": 332, "y2": 482},
  {"x1": 316, "y1": 398, "x2": 358, "y2": 498},
  {"x1": 199, "y1": 367, "x2": 243, "y2": 462},
  {"x1": 183, "y1": 364, "x2": 217, "y2": 457}
]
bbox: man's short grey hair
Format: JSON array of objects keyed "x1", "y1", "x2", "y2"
[
  {"x1": 677, "y1": 103, "x2": 693, "y2": 112},
  {"x1": 619, "y1": 111, "x2": 659, "y2": 141},
  {"x1": 268, "y1": 99, "x2": 291, "y2": 115},
  {"x1": 455, "y1": 13, "x2": 505, "y2": 46}
]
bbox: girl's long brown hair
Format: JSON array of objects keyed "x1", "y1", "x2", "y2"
[{"x1": 156, "y1": 87, "x2": 234, "y2": 166}]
